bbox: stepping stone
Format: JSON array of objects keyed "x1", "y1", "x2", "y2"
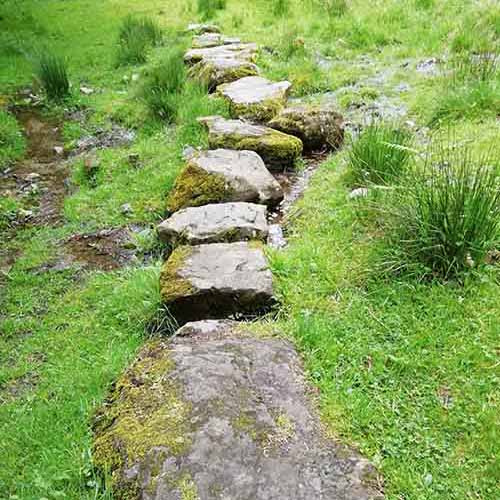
[
  {"x1": 189, "y1": 57, "x2": 259, "y2": 92},
  {"x1": 184, "y1": 43, "x2": 258, "y2": 66},
  {"x1": 159, "y1": 242, "x2": 274, "y2": 322},
  {"x1": 217, "y1": 76, "x2": 291, "y2": 122},
  {"x1": 93, "y1": 321, "x2": 382, "y2": 499},
  {"x1": 158, "y1": 202, "x2": 268, "y2": 246},
  {"x1": 192, "y1": 33, "x2": 241, "y2": 49},
  {"x1": 199, "y1": 116, "x2": 303, "y2": 170},
  {"x1": 269, "y1": 103, "x2": 345, "y2": 151},
  {"x1": 186, "y1": 23, "x2": 221, "y2": 35},
  {"x1": 166, "y1": 149, "x2": 283, "y2": 213}
]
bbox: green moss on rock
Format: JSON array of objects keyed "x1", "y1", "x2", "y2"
[
  {"x1": 189, "y1": 61, "x2": 258, "y2": 92},
  {"x1": 92, "y1": 340, "x2": 192, "y2": 498},
  {"x1": 167, "y1": 163, "x2": 229, "y2": 213},
  {"x1": 160, "y1": 246, "x2": 194, "y2": 303}
]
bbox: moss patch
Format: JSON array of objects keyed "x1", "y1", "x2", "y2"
[
  {"x1": 210, "y1": 129, "x2": 303, "y2": 167},
  {"x1": 92, "y1": 340, "x2": 192, "y2": 497},
  {"x1": 166, "y1": 162, "x2": 229, "y2": 213},
  {"x1": 160, "y1": 245, "x2": 194, "y2": 303},
  {"x1": 189, "y1": 60, "x2": 258, "y2": 92}
]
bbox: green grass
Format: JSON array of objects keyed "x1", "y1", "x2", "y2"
[
  {"x1": 117, "y1": 15, "x2": 163, "y2": 66},
  {"x1": 0, "y1": 108, "x2": 26, "y2": 170},
  {"x1": 0, "y1": 0, "x2": 499, "y2": 498},
  {"x1": 347, "y1": 122, "x2": 414, "y2": 186},
  {"x1": 34, "y1": 51, "x2": 70, "y2": 100}
]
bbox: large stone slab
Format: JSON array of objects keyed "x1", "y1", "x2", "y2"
[
  {"x1": 186, "y1": 23, "x2": 221, "y2": 35},
  {"x1": 157, "y1": 202, "x2": 268, "y2": 246},
  {"x1": 199, "y1": 116, "x2": 303, "y2": 170},
  {"x1": 216, "y1": 76, "x2": 291, "y2": 121},
  {"x1": 93, "y1": 321, "x2": 383, "y2": 499},
  {"x1": 184, "y1": 43, "x2": 258, "y2": 65},
  {"x1": 159, "y1": 242, "x2": 274, "y2": 322},
  {"x1": 192, "y1": 33, "x2": 241, "y2": 49},
  {"x1": 269, "y1": 103, "x2": 345, "y2": 151},
  {"x1": 188, "y1": 58, "x2": 259, "y2": 92},
  {"x1": 166, "y1": 149, "x2": 283, "y2": 212}
]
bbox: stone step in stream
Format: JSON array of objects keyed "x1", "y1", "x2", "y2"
[{"x1": 92, "y1": 25, "x2": 381, "y2": 500}]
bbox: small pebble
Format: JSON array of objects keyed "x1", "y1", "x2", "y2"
[
  {"x1": 121, "y1": 203, "x2": 133, "y2": 215},
  {"x1": 54, "y1": 146, "x2": 64, "y2": 155},
  {"x1": 80, "y1": 86, "x2": 94, "y2": 95},
  {"x1": 348, "y1": 188, "x2": 369, "y2": 199}
]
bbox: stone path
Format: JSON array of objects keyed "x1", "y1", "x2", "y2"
[{"x1": 93, "y1": 24, "x2": 381, "y2": 500}]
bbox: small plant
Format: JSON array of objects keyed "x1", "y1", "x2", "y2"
[
  {"x1": 34, "y1": 51, "x2": 70, "y2": 100},
  {"x1": 348, "y1": 123, "x2": 414, "y2": 186},
  {"x1": 383, "y1": 143, "x2": 500, "y2": 280},
  {"x1": 117, "y1": 15, "x2": 162, "y2": 65},
  {"x1": 325, "y1": 0, "x2": 348, "y2": 18},
  {"x1": 197, "y1": 0, "x2": 226, "y2": 20},
  {"x1": 273, "y1": 0, "x2": 289, "y2": 17},
  {"x1": 141, "y1": 49, "x2": 186, "y2": 122}
]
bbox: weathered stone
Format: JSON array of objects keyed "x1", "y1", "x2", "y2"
[
  {"x1": 158, "y1": 202, "x2": 268, "y2": 246},
  {"x1": 186, "y1": 23, "x2": 221, "y2": 35},
  {"x1": 199, "y1": 116, "x2": 303, "y2": 170},
  {"x1": 269, "y1": 103, "x2": 345, "y2": 151},
  {"x1": 93, "y1": 321, "x2": 383, "y2": 499},
  {"x1": 217, "y1": 76, "x2": 291, "y2": 122},
  {"x1": 192, "y1": 33, "x2": 241, "y2": 49},
  {"x1": 188, "y1": 58, "x2": 259, "y2": 92},
  {"x1": 166, "y1": 149, "x2": 283, "y2": 212},
  {"x1": 184, "y1": 43, "x2": 258, "y2": 66},
  {"x1": 159, "y1": 242, "x2": 274, "y2": 322}
]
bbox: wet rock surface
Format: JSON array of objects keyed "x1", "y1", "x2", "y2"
[
  {"x1": 216, "y1": 76, "x2": 291, "y2": 122},
  {"x1": 93, "y1": 321, "x2": 382, "y2": 500},
  {"x1": 199, "y1": 116, "x2": 303, "y2": 170},
  {"x1": 166, "y1": 149, "x2": 283, "y2": 212},
  {"x1": 269, "y1": 103, "x2": 345, "y2": 151},
  {"x1": 158, "y1": 202, "x2": 268, "y2": 246},
  {"x1": 160, "y1": 242, "x2": 274, "y2": 323},
  {"x1": 192, "y1": 33, "x2": 241, "y2": 48}
]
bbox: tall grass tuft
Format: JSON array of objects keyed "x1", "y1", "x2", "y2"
[
  {"x1": 117, "y1": 15, "x2": 162, "y2": 65},
  {"x1": 325, "y1": 0, "x2": 348, "y2": 18},
  {"x1": 34, "y1": 52, "x2": 70, "y2": 100},
  {"x1": 141, "y1": 49, "x2": 187, "y2": 122},
  {"x1": 383, "y1": 143, "x2": 500, "y2": 280},
  {"x1": 348, "y1": 122, "x2": 414, "y2": 186},
  {"x1": 197, "y1": 0, "x2": 226, "y2": 20},
  {"x1": 273, "y1": 0, "x2": 290, "y2": 17}
]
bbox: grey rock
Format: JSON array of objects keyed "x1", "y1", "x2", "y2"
[
  {"x1": 192, "y1": 33, "x2": 241, "y2": 49},
  {"x1": 269, "y1": 103, "x2": 345, "y2": 151},
  {"x1": 199, "y1": 116, "x2": 303, "y2": 170},
  {"x1": 184, "y1": 43, "x2": 258, "y2": 66},
  {"x1": 158, "y1": 202, "x2": 269, "y2": 246},
  {"x1": 159, "y1": 242, "x2": 275, "y2": 322},
  {"x1": 120, "y1": 203, "x2": 133, "y2": 215},
  {"x1": 53, "y1": 146, "x2": 64, "y2": 155},
  {"x1": 166, "y1": 149, "x2": 283, "y2": 212},
  {"x1": 188, "y1": 57, "x2": 259, "y2": 92},
  {"x1": 186, "y1": 23, "x2": 221, "y2": 35},
  {"x1": 216, "y1": 76, "x2": 291, "y2": 121},
  {"x1": 93, "y1": 322, "x2": 383, "y2": 499},
  {"x1": 348, "y1": 187, "x2": 369, "y2": 199}
]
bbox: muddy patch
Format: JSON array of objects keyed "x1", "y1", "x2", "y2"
[
  {"x1": 0, "y1": 106, "x2": 70, "y2": 224},
  {"x1": 37, "y1": 226, "x2": 156, "y2": 273}
]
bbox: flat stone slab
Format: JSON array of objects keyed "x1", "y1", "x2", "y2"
[
  {"x1": 192, "y1": 33, "x2": 241, "y2": 48},
  {"x1": 186, "y1": 23, "x2": 221, "y2": 35},
  {"x1": 93, "y1": 321, "x2": 383, "y2": 499},
  {"x1": 199, "y1": 116, "x2": 303, "y2": 170},
  {"x1": 188, "y1": 57, "x2": 259, "y2": 92},
  {"x1": 217, "y1": 76, "x2": 291, "y2": 121},
  {"x1": 159, "y1": 243, "x2": 274, "y2": 322},
  {"x1": 157, "y1": 202, "x2": 268, "y2": 246},
  {"x1": 166, "y1": 149, "x2": 283, "y2": 212},
  {"x1": 269, "y1": 103, "x2": 345, "y2": 151},
  {"x1": 184, "y1": 43, "x2": 258, "y2": 65}
]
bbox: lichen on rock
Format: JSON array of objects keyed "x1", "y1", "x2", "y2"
[{"x1": 92, "y1": 340, "x2": 192, "y2": 498}]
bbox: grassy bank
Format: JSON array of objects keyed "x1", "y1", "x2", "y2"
[{"x1": 1, "y1": 0, "x2": 498, "y2": 499}]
